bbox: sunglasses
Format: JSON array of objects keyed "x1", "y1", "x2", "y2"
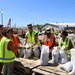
[{"x1": 28, "y1": 27, "x2": 32, "y2": 29}]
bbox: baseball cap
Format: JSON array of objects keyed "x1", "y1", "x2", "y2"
[
  {"x1": 45, "y1": 28, "x2": 51, "y2": 33},
  {"x1": 27, "y1": 24, "x2": 32, "y2": 28}
]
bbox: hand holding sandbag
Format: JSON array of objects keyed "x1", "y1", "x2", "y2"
[
  {"x1": 18, "y1": 46, "x2": 26, "y2": 49},
  {"x1": 27, "y1": 46, "x2": 33, "y2": 49}
]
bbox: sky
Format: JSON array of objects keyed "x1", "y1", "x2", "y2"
[{"x1": 0, "y1": 0, "x2": 75, "y2": 27}]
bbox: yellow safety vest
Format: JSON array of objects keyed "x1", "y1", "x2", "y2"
[
  {"x1": 58, "y1": 37, "x2": 71, "y2": 58},
  {"x1": 26, "y1": 30, "x2": 37, "y2": 44},
  {"x1": 0, "y1": 37, "x2": 16, "y2": 63},
  {"x1": 26, "y1": 30, "x2": 40, "y2": 46},
  {"x1": 63, "y1": 38, "x2": 70, "y2": 54}
]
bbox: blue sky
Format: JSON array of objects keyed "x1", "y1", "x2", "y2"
[{"x1": 0, "y1": 0, "x2": 75, "y2": 27}]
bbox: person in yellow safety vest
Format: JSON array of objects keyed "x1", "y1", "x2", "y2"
[
  {"x1": 24, "y1": 24, "x2": 40, "y2": 58},
  {"x1": 58, "y1": 30, "x2": 73, "y2": 60},
  {"x1": 55, "y1": 30, "x2": 58, "y2": 36},
  {"x1": 1, "y1": 27, "x2": 18, "y2": 75},
  {"x1": 51, "y1": 28, "x2": 54, "y2": 35},
  {"x1": 0, "y1": 25, "x2": 4, "y2": 75}
]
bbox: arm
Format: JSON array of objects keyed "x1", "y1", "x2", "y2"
[
  {"x1": 17, "y1": 36, "x2": 22, "y2": 45},
  {"x1": 24, "y1": 37, "x2": 27, "y2": 46},
  {"x1": 8, "y1": 41, "x2": 18, "y2": 55},
  {"x1": 30, "y1": 33, "x2": 38, "y2": 48}
]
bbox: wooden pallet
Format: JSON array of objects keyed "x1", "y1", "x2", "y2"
[
  {"x1": 32, "y1": 61, "x2": 68, "y2": 75},
  {"x1": 13, "y1": 58, "x2": 68, "y2": 75},
  {"x1": 13, "y1": 58, "x2": 40, "y2": 75}
]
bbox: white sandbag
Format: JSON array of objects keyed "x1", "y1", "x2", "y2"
[
  {"x1": 71, "y1": 48, "x2": 75, "y2": 61},
  {"x1": 18, "y1": 49, "x2": 25, "y2": 57},
  {"x1": 18, "y1": 44, "x2": 24, "y2": 57},
  {"x1": 24, "y1": 48, "x2": 32, "y2": 58},
  {"x1": 24, "y1": 43, "x2": 32, "y2": 58},
  {"x1": 52, "y1": 47, "x2": 59, "y2": 63},
  {"x1": 52, "y1": 47, "x2": 58, "y2": 55},
  {"x1": 70, "y1": 48, "x2": 75, "y2": 53},
  {"x1": 59, "y1": 46, "x2": 68, "y2": 64},
  {"x1": 60, "y1": 61, "x2": 73, "y2": 73},
  {"x1": 60, "y1": 50, "x2": 68, "y2": 64},
  {"x1": 68, "y1": 60, "x2": 75, "y2": 75},
  {"x1": 68, "y1": 48, "x2": 75, "y2": 75},
  {"x1": 40, "y1": 45, "x2": 49, "y2": 65},
  {"x1": 33, "y1": 47, "x2": 40, "y2": 58}
]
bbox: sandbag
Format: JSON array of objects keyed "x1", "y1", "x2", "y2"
[
  {"x1": 68, "y1": 60, "x2": 75, "y2": 75},
  {"x1": 33, "y1": 47, "x2": 40, "y2": 58},
  {"x1": 52, "y1": 47, "x2": 59, "y2": 63},
  {"x1": 68, "y1": 48, "x2": 75, "y2": 75},
  {"x1": 24, "y1": 48, "x2": 32, "y2": 58},
  {"x1": 60, "y1": 61, "x2": 73, "y2": 73},
  {"x1": 18, "y1": 44, "x2": 24, "y2": 57},
  {"x1": 59, "y1": 46, "x2": 68, "y2": 64},
  {"x1": 24, "y1": 43, "x2": 32, "y2": 58},
  {"x1": 71, "y1": 48, "x2": 75, "y2": 61},
  {"x1": 40, "y1": 45, "x2": 49, "y2": 65}
]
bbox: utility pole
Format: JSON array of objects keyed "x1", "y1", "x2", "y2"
[{"x1": 0, "y1": 9, "x2": 4, "y2": 25}]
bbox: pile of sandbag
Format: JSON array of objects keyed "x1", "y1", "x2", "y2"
[
  {"x1": 60, "y1": 48, "x2": 75, "y2": 75},
  {"x1": 24, "y1": 43, "x2": 40, "y2": 58},
  {"x1": 52, "y1": 46, "x2": 68, "y2": 64}
]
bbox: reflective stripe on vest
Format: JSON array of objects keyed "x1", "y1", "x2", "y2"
[
  {"x1": 58, "y1": 37, "x2": 63, "y2": 48},
  {"x1": 0, "y1": 37, "x2": 15, "y2": 63},
  {"x1": 63, "y1": 38, "x2": 70, "y2": 55}
]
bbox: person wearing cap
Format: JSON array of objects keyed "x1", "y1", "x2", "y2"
[
  {"x1": 53, "y1": 30, "x2": 73, "y2": 63},
  {"x1": 24, "y1": 24, "x2": 40, "y2": 58},
  {"x1": 59, "y1": 30, "x2": 73, "y2": 60},
  {"x1": 42, "y1": 28, "x2": 55, "y2": 59},
  {"x1": 0, "y1": 25, "x2": 4, "y2": 75},
  {"x1": 1, "y1": 27, "x2": 18, "y2": 75}
]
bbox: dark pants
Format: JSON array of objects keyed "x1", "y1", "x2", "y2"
[
  {"x1": 49, "y1": 53, "x2": 52, "y2": 59},
  {"x1": 0, "y1": 63, "x2": 3, "y2": 75}
]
